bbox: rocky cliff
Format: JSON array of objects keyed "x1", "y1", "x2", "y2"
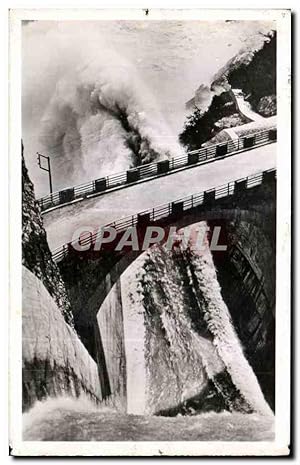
[
  {"x1": 22, "y1": 145, "x2": 104, "y2": 411},
  {"x1": 212, "y1": 31, "x2": 276, "y2": 115},
  {"x1": 179, "y1": 31, "x2": 276, "y2": 150},
  {"x1": 22, "y1": 143, "x2": 73, "y2": 326}
]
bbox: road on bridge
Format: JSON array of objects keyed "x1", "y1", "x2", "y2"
[{"x1": 43, "y1": 142, "x2": 276, "y2": 252}]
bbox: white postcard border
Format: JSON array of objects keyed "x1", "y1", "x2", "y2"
[{"x1": 9, "y1": 8, "x2": 291, "y2": 456}]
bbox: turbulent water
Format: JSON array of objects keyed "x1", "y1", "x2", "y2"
[
  {"x1": 23, "y1": 396, "x2": 274, "y2": 441},
  {"x1": 22, "y1": 20, "x2": 273, "y2": 196}
]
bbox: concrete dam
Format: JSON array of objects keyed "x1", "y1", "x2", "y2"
[{"x1": 22, "y1": 128, "x2": 276, "y2": 429}]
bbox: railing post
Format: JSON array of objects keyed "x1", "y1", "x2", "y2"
[
  {"x1": 171, "y1": 201, "x2": 184, "y2": 215},
  {"x1": 262, "y1": 170, "x2": 276, "y2": 184},
  {"x1": 157, "y1": 160, "x2": 170, "y2": 175},
  {"x1": 203, "y1": 190, "x2": 215, "y2": 205},
  {"x1": 188, "y1": 152, "x2": 198, "y2": 165},
  {"x1": 269, "y1": 129, "x2": 277, "y2": 141},
  {"x1": 216, "y1": 143, "x2": 228, "y2": 157},
  {"x1": 95, "y1": 178, "x2": 107, "y2": 193},
  {"x1": 244, "y1": 135, "x2": 255, "y2": 149},
  {"x1": 137, "y1": 212, "x2": 151, "y2": 225}
]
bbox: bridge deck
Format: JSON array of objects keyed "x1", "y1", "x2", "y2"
[{"x1": 43, "y1": 143, "x2": 276, "y2": 252}]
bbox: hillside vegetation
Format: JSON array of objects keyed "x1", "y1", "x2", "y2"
[{"x1": 179, "y1": 31, "x2": 276, "y2": 151}]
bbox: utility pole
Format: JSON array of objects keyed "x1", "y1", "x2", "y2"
[{"x1": 37, "y1": 152, "x2": 53, "y2": 194}]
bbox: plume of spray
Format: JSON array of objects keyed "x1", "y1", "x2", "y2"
[{"x1": 23, "y1": 22, "x2": 184, "y2": 192}]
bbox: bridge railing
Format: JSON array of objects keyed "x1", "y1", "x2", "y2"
[
  {"x1": 51, "y1": 168, "x2": 276, "y2": 263},
  {"x1": 39, "y1": 128, "x2": 277, "y2": 213}
]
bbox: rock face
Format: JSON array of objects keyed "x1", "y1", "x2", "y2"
[
  {"x1": 180, "y1": 93, "x2": 247, "y2": 150},
  {"x1": 180, "y1": 31, "x2": 276, "y2": 149},
  {"x1": 22, "y1": 146, "x2": 104, "y2": 412},
  {"x1": 257, "y1": 95, "x2": 277, "y2": 117},
  {"x1": 217, "y1": 32, "x2": 276, "y2": 115},
  {"x1": 22, "y1": 144, "x2": 73, "y2": 326},
  {"x1": 22, "y1": 267, "x2": 102, "y2": 411}
]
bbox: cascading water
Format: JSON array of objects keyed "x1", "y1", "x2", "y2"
[{"x1": 101, "y1": 226, "x2": 272, "y2": 418}]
